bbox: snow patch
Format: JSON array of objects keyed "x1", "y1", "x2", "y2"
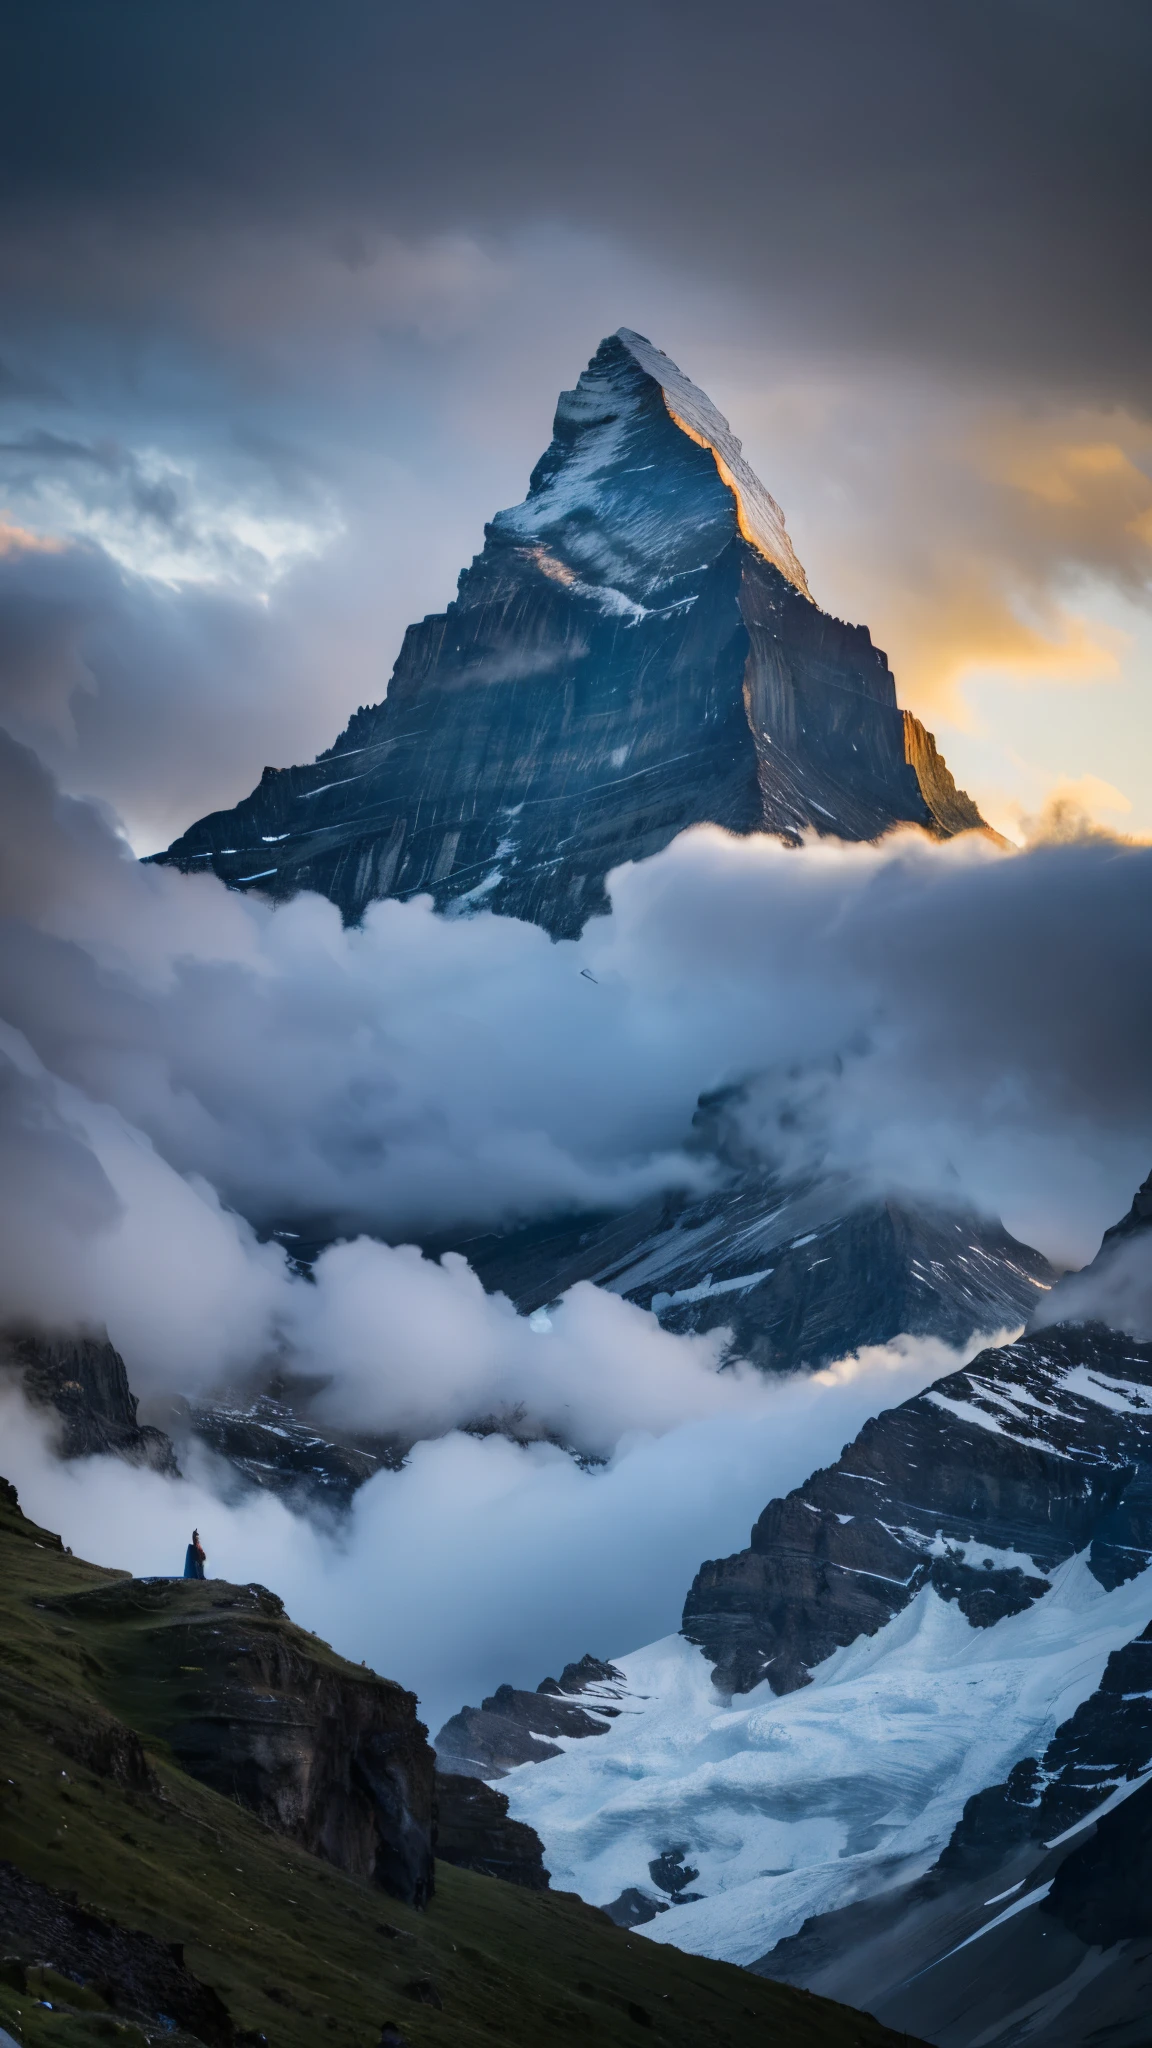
[{"x1": 650, "y1": 1269, "x2": 774, "y2": 1312}]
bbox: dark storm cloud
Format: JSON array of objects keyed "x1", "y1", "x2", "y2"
[{"x1": 2, "y1": 1, "x2": 1150, "y2": 402}]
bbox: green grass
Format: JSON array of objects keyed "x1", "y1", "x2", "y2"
[{"x1": 0, "y1": 1483, "x2": 916, "y2": 2048}]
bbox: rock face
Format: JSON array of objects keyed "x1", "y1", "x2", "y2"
[
  {"x1": 153, "y1": 329, "x2": 984, "y2": 939},
  {"x1": 461, "y1": 1179, "x2": 1152, "y2": 2028},
  {"x1": 682, "y1": 1317, "x2": 1152, "y2": 1695},
  {"x1": 180, "y1": 1389, "x2": 399, "y2": 1506},
  {"x1": 5, "y1": 1329, "x2": 178, "y2": 1474},
  {"x1": 433, "y1": 1771, "x2": 551, "y2": 1889},
  {"x1": 434, "y1": 1655, "x2": 627, "y2": 1780},
  {"x1": 461, "y1": 1092, "x2": 1052, "y2": 1373},
  {"x1": 52, "y1": 1572, "x2": 437, "y2": 1907}
]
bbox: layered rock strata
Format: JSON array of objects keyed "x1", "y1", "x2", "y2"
[
  {"x1": 154, "y1": 330, "x2": 985, "y2": 939},
  {"x1": 682, "y1": 1318, "x2": 1152, "y2": 1695}
]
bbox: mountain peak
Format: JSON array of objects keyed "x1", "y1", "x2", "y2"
[
  {"x1": 614, "y1": 329, "x2": 812, "y2": 599},
  {"x1": 153, "y1": 330, "x2": 985, "y2": 933},
  {"x1": 494, "y1": 329, "x2": 811, "y2": 610}
]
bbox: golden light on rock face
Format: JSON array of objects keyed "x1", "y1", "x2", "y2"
[{"x1": 716, "y1": 360, "x2": 1152, "y2": 730}]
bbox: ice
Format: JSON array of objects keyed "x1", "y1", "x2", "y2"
[
  {"x1": 502, "y1": 1556, "x2": 1152, "y2": 1967},
  {"x1": 942, "y1": 1880, "x2": 1053, "y2": 1959}
]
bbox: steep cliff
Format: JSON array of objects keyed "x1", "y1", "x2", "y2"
[
  {"x1": 153, "y1": 330, "x2": 985, "y2": 938},
  {"x1": 0, "y1": 1476, "x2": 913, "y2": 2048},
  {"x1": 5, "y1": 1328, "x2": 178, "y2": 1474},
  {"x1": 49, "y1": 1571, "x2": 437, "y2": 1907},
  {"x1": 435, "y1": 1655, "x2": 627, "y2": 1780},
  {"x1": 434, "y1": 1772, "x2": 551, "y2": 1890}
]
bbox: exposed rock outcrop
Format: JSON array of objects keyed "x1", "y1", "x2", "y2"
[
  {"x1": 433, "y1": 1771, "x2": 550, "y2": 1889},
  {"x1": 900, "y1": 709, "x2": 988, "y2": 837},
  {"x1": 153, "y1": 330, "x2": 986, "y2": 939},
  {"x1": 180, "y1": 1389, "x2": 400, "y2": 1506},
  {"x1": 5, "y1": 1328, "x2": 178, "y2": 1474},
  {"x1": 1045, "y1": 1774, "x2": 1152, "y2": 1948},
  {"x1": 50, "y1": 1572, "x2": 437, "y2": 1907},
  {"x1": 939, "y1": 1619, "x2": 1152, "y2": 1880},
  {"x1": 682, "y1": 1317, "x2": 1152, "y2": 1695},
  {"x1": 435, "y1": 1655, "x2": 626, "y2": 1780}
]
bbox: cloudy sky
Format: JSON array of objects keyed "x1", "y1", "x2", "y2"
[
  {"x1": 1, "y1": 0, "x2": 1150, "y2": 847},
  {"x1": 1, "y1": 3, "x2": 1150, "y2": 1717}
]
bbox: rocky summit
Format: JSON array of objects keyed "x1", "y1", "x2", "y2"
[{"x1": 153, "y1": 329, "x2": 984, "y2": 938}]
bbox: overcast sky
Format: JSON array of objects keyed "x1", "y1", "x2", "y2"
[
  {"x1": 0, "y1": 0, "x2": 1150, "y2": 845},
  {"x1": 1, "y1": 1, "x2": 1150, "y2": 1714}
]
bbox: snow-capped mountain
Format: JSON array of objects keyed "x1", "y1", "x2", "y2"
[
  {"x1": 153, "y1": 329, "x2": 984, "y2": 937},
  {"x1": 431, "y1": 1181, "x2": 1152, "y2": 2046},
  {"x1": 680, "y1": 1318, "x2": 1152, "y2": 1696}
]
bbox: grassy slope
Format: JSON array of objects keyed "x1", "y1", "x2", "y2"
[{"x1": 0, "y1": 1485, "x2": 912, "y2": 2048}]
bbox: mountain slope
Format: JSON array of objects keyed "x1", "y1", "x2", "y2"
[
  {"x1": 681, "y1": 1318, "x2": 1152, "y2": 1695},
  {"x1": 488, "y1": 1319, "x2": 1152, "y2": 1981},
  {"x1": 429, "y1": 1181, "x2": 1152, "y2": 2029},
  {"x1": 459, "y1": 1163, "x2": 1052, "y2": 1376},
  {"x1": 152, "y1": 330, "x2": 984, "y2": 938},
  {"x1": 756, "y1": 1621, "x2": 1152, "y2": 2045},
  {"x1": 0, "y1": 1478, "x2": 914, "y2": 2048}
]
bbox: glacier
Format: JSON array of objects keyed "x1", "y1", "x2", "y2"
[{"x1": 499, "y1": 1556, "x2": 1152, "y2": 1969}]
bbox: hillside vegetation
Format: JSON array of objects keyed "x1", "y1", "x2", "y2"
[{"x1": 0, "y1": 1478, "x2": 917, "y2": 2048}]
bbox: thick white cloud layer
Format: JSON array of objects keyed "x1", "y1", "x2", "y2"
[
  {"x1": 2, "y1": 724, "x2": 1150, "y2": 1299},
  {"x1": 1, "y1": 683, "x2": 1150, "y2": 1713},
  {"x1": 0, "y1": 1329, "x2": 975, "y2": 1735}
]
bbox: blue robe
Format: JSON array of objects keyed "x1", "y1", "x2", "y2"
[{"x1": 183, "y1": 1544, "x2": 205, "y2": 1579}]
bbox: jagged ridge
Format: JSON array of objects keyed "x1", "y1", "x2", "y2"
[{"x1": 153, "y1": 330, "x2": 985, "y2": 938}]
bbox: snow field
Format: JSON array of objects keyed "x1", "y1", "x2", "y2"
[{"x1": 502, "y1": 1553, "x2": 1152, "y2": 1966}]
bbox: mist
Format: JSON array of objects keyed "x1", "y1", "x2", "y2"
[{"x1": 1, "y1": 1330, "x2": 982, "y2": 1735}]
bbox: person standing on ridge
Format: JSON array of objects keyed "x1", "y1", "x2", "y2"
[{"x1": 183, "y1": 1528, "x2": 206, "y2": 1580}]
